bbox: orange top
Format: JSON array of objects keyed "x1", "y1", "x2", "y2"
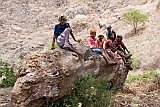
[{"x1": 98, "y1": 41, "x2": 104, "y2": 48}]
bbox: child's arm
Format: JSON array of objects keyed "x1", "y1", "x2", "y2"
[
  {"x1": 70, "y1": 31, "x2": 80, "y2": 43},
  {"x1": 122, "y1": 43, "x2": 130, "y2": 53},
  {"x1": 108, "y1": 41, "x2": 117, "y2": 51},
  {"x1": 51, "y1": 34, "x2": 56, "y2": 50},
  {"x1": 118, "y1": 45, "x2": 125, "y2": 53}
]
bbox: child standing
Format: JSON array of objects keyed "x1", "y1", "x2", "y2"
[
  {"x1": 87, "y1": 30, "x2": 117, "y2": 66},
  {"x1": 51, "y1": 14, "x2": 90, "y2": 61}
]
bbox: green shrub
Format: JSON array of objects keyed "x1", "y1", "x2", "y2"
[
  {"x1": 126, "y1": 70, "x2": 159, "y2": 83},
  {"x1": 46, "y1": 43, "x2": 59, "y2": 50},
  {"x1": 0, "y1": 60, "x2": 16, "y2": 87},
  {"x1": 130, "y1": 51, "x2": 139, "y2": 69},
  {"x1": 42, "y1": 74, "x2": 113, "y2": 107},
  {"x1": 123, "y1": 10, "x2": 148, "y2": 34}
]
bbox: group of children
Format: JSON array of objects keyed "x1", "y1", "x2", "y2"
[{"x1": 51, "y1": 14, "x2": 132, "y2": 68}]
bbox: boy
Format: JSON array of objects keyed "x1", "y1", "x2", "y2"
[
  {"x1": 51, "y1": 14, "x2": 90, "y2": 61},
  {"x1": 105, "y1": 25, "x2": 116, "y2": 41},
  {"x1": 115, "y1": 34, "x2": 131, "y2": 54},
  {"x1": 98, "y1": 33, "x2": 104, "y2": 48},
  {"x1": 115, "y1": 34, "x2": 133, "y2": 70},
  {"x1": 87, "y1": 30, "x2": 117, "y2": 66}
]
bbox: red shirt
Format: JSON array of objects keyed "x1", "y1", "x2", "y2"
[
  {"x1": 103, "y1": 39, "x2": 113, "y2": 49},
  {"x1": 116, "y1": 40, "x2": 123, "y2": 47}
]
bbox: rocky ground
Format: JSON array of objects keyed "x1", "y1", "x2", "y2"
[{"x1": 0, "y1": 0, "x2": 160, "y2": 106}]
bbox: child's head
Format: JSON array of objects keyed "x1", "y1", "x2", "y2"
[
  {"x1": 108, "y1": 32, "x2": 115, "y2": 40},
  {"x1": 106, "y1": 25, "x2": 112, "y2": 32},
  {"x1": 98, "y1": 33, "x2": 104, "y2": 40},
  {"x1": 116, "y1": 34, "x2": 123, "y2": 42},
  {"x1": 90, "y1": 29, "x2": 96, "y2": 38},
  {"x1": 58, "y1": 14, "x2": 67, "y2": 25}
]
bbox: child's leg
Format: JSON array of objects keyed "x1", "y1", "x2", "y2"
[
  {"x1": 101, "y1": 49, "x2": 117, "y2": 66},
  {"x1": 117, "y1": 50, "x2": 131, "y2": 60},
  {"x1": 117, "y1": 50, "x2": 132, "y2": 66},
  {"x1": 69, "y1": 46, "x2": 90, "y2": 61},
  {"x1": 105, "y1": 49, "x2": 115, "y2": 60},
  {"x1": 69, "y1": 46, "x2": 83, "y2": 57},
  {"x1": 56, "y1": 28, "x2": 71, "y2": 48},
  {"x1": 64, "y1": 28, "x2": 71, "y2": 45}
]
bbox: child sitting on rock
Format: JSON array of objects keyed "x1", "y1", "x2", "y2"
[
  {"x1": 51, "y1": 14, "x2": 90, "y2": 61},
  {"x1": 98, "y1": 33, "x2": 121, "y2": 61},
  {"x1": 87, "y1": 30, "x2": 117, "y2": 66},
  {"x1": 115, "y1": 34, "x2": 133, "y2": 70},
  {"x1": 115, "y1": 34, "x2": 131, "y2": 54},
  {"x1": 103, "y1": 32, "x2": 132, "y2": 66}
]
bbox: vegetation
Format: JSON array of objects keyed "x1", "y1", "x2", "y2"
[
  {"x1": 123, "y1": 10, "x2": 148, "y2": 34},
  {"x1": 126, "y1": 70, "x2": 159, "y2": 83},
  {"x1": 156, "y1": 1, "x2": 160, "y2": 11},
  {"x1": 130, "y1": 51, "x2": 139, "y2": 69},
  {"x1": 46, "y1": 42, "x2": 59, "y2": 50},
  {"x1": 0, "y1": 60, "x2": 16, "y2": 87},
  {"x1": 42, "y1": 74, "x2": 114, "y2": 107}
]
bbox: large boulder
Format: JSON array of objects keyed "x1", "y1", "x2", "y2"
[{"x1": 11, "y1": 49, "x2": 129, "y2": 107}]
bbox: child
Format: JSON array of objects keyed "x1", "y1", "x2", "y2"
[
  {"x1": 115, "y1": 34, "x2": 131, "y2": 55},
  {"x1": 51, "y1": 14, "x2": 90, "y2": 61},
  {"x1": 87, "y1": 30, "x2": 117, "y2": 66},
  {"x1": 103, "y1": 32, "x2": 132, "y2": 66},
  {"x1": 98, "y1": 33, "x2": 121, "y2": 61},
  {"x1": 105, "y1": 25, "x2": 116, "y2": 41},
  {"x1": 115, "y1": 34, "x2": 133, "y2": 70},
  {"x1": 98, "y1": 33, "x2": 104, "y2": 48}
]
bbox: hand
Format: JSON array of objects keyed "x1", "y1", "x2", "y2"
[{"x1": 75, "y1": 39, "x2": 81, "y2": 43}]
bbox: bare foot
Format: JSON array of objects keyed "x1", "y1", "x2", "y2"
[{"x1": 124, "y1": 53, "x2": 132, "y2": 59}]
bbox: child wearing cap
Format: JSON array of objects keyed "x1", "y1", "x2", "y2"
[
  {"x1": 115, "y1": 34, "x2": 131, "y2": 54},
  {"x1": 51, "y1": 14, "x2": 90, "y2": 61},
  {"x1": 115, "y1": 34, "x2": 133, "y2": 70},
  {"x1": 87, "y1": 30, "x2": 117, "y2": 66},
  {"x1": 105, "y1": 25, "x2": 116, "y2": 42},
  {"x1": 98, "y1": 33, "x2": 104, "y2": 48}
]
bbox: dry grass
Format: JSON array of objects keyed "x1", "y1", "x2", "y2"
[
  {"x1": 109, "y1": 75, "x2": 160, "y2": 107},
  {"x1": 156, "y1": 1, "x2": 160, "y2": 11}
]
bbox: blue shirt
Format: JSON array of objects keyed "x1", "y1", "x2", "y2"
[
  {"x1": 54, "y1": 23, "x2": 71, "y2": 38},
  {"x1": 105, "y1": 30, "x2": 112, "y2": 39}
]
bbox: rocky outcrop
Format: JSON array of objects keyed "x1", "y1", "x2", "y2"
[{"x1": 11, "y1": 49, "x2": 129, "y2": 107}]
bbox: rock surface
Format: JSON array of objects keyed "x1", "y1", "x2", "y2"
[{"x1": 11, "y1": 49, "x2": 129, "y2": 107}]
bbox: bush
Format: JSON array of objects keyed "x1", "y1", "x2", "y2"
[
  {"x1": 123, "y1": 10, "x2": 148, "y2": 34},
  {"x1": 0, "y1": 60, "x2": 16, "y2": 87},
  {"x1": 42, "y1": 74, "x2": 114, "y2": 107},
  {"x1": 130, "y1": 51, "x2": 139, "y2": 69},
  {"x1": 46, "y1": 42, "x2": 59, "y2": 50},
  {"x1": 126, "y1": 70, "x2": 159, "y2": 83}
]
